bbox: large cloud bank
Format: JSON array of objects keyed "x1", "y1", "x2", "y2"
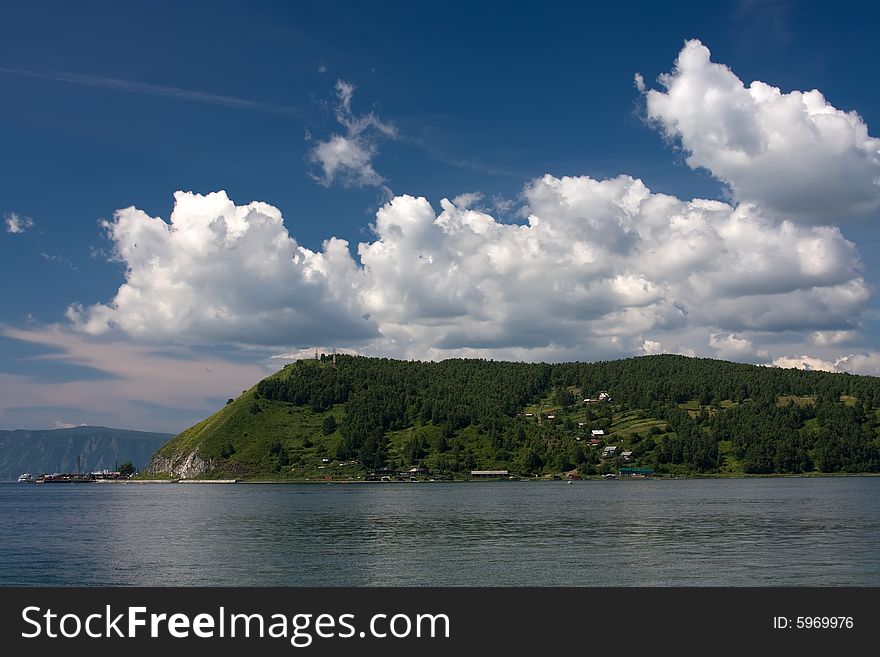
[
  {"x1": 68, "y1": 177, "x2": 868, "y2": 365},
  {"x1": 67, "y1": 41, "x2": 880, "y2": 373}
]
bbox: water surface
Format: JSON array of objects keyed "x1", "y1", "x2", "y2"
[{"x1": 1, "y1": 477, "x2": 877, "y2": 586}]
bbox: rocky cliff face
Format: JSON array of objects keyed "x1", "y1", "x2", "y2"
[{"x1": 147, "y1": 451, "x2": 214, "y2": 479}]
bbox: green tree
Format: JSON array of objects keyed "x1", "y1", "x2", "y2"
[
  {"x1": 322, "y1": 415, "x2": 338, "y2": 435},
  {"x1": 118, "y1": 461, "x2": 135, "y2": 477},
  {"x1": 522, "y1": 449, "x2": 543, "y2": 474},
  {"x1": 359, "y1": 431, "x2": 388, "y2": 469},
  {"x1": 403, "y1": 435, "x2": 426, "y2": 465},
  {"x1": 555, "y1": 387, "x2": 575, "y2": 407}
]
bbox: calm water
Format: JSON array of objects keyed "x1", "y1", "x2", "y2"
[{"x1": 1, "y1": 478, "x2": 878, "y2": 586}]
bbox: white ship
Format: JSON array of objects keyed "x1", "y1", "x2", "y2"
[{"x1": 17, "y1": 473, "x2": 34, "y2": 483}]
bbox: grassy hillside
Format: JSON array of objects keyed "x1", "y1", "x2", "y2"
[
  {"x1": 152, "y1": 383, "x2": 346, "y2": 478},
  {"x1": 148, "y1": 354, "x2": 880, "y2": 480}
]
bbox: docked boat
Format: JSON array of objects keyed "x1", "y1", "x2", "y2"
[{"x1": 17, "y1": 473, "x2": 34, "y2": 483}]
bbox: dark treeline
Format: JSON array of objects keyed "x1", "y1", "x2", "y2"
[
  {"x1": 711, "y1": 397, "x2": 880, "y2": 473},
  {"x1": 550, "y1": 356, "x2": 880, "y2": 408},
  {"x1": 256, "y1": 354, "x2": 880, "y2": 475}
]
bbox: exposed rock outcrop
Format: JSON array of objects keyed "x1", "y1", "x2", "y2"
[{"x1": 147, "y1": 451, "x2": 214, "y2": 479}]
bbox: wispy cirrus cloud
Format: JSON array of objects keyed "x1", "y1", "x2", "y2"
[
  {"x1": 0, "y1": 324, "x2": 269, "y2": 433},
  {"x1": 308, "y1": 80, "x2": 397, "y2": 192},
  {"x1": 40, "y1": 252, "x2": 79, "y2": 274},
  {"x1": 0, "y1": 66, "x2": 304, "y2": 116}
]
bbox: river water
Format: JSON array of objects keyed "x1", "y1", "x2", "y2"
[{"x1": 1, "y1": 477, "x2": 877, "y2": 586}]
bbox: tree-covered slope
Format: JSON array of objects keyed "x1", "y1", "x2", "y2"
[{"x1": 147, "y1": 354, "x2": 880, "y2": 479}]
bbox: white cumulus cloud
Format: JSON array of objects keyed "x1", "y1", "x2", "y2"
[
  {"x1": 772, "y1": 355, "x2": 840, "y2": 372},
  {"x1": 66, "y1": 190, "x2": 378, "y2": 346},
  {"x1": 772, "y1": 352, "x2": 880, "y2": 376},
  {"x1": 67, "y1": 177, "x2": 867, "y2": 365},
  {"x1": 811, "y1": 330, "x2": 860, "y2": 347},
  {"x1": 5, "y1": 212, "x2": 34, "y2": 234},
  {"x1": 644, "y1": 39, "x2": 880, "y2": 222},
  {"x1": 53, "y1": 420, "x2": 86, "y2": 429},
  {"x1": 836, "y1": 352, "x2": 880, "y2": 375},
  {"x1": 709, "y1": 332, "x2": 767, "y2": 360},
  {"x1": 355, "y1": 175, "x2": 865, "y2": 358}
]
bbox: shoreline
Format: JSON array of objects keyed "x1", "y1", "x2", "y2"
[
  {"x1": 239, "y1": 472, "x2": 880, "y2": 484},
  {"x1": 151, "y1": 471, "x2": 880, "y2": 484},
  {"x1": 7, "y1": 472, "x2": 880, "y2": 485}
]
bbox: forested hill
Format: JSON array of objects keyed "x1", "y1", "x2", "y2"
[{"x1": 148, "y1": 355, "x2": 880, "y2": 479}]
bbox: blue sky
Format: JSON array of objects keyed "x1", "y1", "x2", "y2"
[{"x1": 2, "y1": 0, "x2": 880, "y2": 432}]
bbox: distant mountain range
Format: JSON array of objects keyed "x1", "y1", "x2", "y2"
[{"x1": 0, "y1": 426, "x2": 173, "y2": 481}]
